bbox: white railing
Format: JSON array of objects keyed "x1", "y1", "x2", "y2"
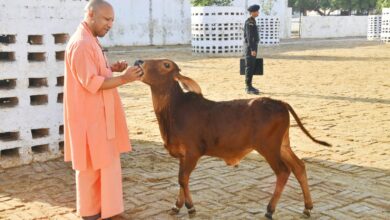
[
  {"x1": 381, "y1": 8, "x2": 390, "y2": 43},
  {"x1": 191, "y1": 6, "x2": 245, "y2": 55}
]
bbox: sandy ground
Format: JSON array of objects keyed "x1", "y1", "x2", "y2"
[{"x1": 111, "y1": 38, "x2": 390, "y2": 171}]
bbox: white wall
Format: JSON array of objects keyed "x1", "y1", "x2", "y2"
[
  {"x1": 0, "y1": 0, "x2": 86, "y2": 168},
  {"x1": 381, "y1": 8, "x2": 390, "y2": 43},
  {"x1": 1, "y1": 0, "x2": 291, "y2": 48},
  {"x1": 300, "y1": 16, "x2": 368, "y2": 38},
  {"x1": 101, "y1": 0, "x2": 291, "y2": 46},
  {"x1": 100, "y1": 0, "x2": 192, "y2": 46},
  {"x1": 191, "y1": 7, "x2": 246, "y2": 55}
]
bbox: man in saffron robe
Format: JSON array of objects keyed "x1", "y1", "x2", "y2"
[{"x1": 63, "y1": 0, "x2": 142, "y2": 219}]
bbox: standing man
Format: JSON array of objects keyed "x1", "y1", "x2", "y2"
[
  {"x1": 243, "y1": 4, "x2": 260, "y2": 95},
  {"x1": 63, "y1": 0, "x2": 142, "y2": 219}
]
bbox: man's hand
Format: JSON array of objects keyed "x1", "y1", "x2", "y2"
[
  {"x1": 99, "y1": 66, "x2": 142, "y2": 90},
  {"x1": 121, "y1": 66, "x2": 143, "y2": 83},
  {"x1": 251, "y1": 51, "x2": 257, "y2": 57},
  {"x1": 110, "y1": 60, "x2": 128, "y2": 72}
]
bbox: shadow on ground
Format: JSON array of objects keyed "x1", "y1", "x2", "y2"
[{"x1": 265, "y1": 92, "x2": 390, "y2": 105}]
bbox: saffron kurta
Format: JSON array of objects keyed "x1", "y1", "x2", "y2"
[{"x1": 64, "y1": 22, "x2": 131, "y2": 171}]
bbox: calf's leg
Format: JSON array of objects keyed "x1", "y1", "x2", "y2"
[
  {"x1": 280, "y1": 130, "x2": 313, "y2": 216},
  {"x1": 171, "y1": 155, "x2": 199, "y2": 215},
  {"x1": 258, "y1": 148, "x2": 291, "y2": 220}
]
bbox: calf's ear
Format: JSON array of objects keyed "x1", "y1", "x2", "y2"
[{"x1": 174, "y1": 72, "x2": 202, "y2": 95}]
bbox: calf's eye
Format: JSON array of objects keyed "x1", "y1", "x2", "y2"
[{"x1": 164, "y1": 63, "x2": 170, "y2": 68}]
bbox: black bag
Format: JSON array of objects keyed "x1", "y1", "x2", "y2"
[{"x1": 240, "y1": 58, "x2": 263, "y2": 75}]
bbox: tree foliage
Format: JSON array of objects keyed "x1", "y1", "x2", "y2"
[
  {"x1": 288, "y1": 0, "x2": 379, "y2": 15},
  {"x1": 191, "y1": 0, "x2": 233, "y2": 6},
  {"x1": 377, "y1": 0, "x2": 390, "y2": 9}
]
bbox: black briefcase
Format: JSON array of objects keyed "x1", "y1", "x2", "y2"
[{"x1": 240, "y1": 58, "x2": 263, "y2": 75}]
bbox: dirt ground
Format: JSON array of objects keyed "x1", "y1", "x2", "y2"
[{"x1": 0, "y1": 38, "x2": 389, "y2": 219}]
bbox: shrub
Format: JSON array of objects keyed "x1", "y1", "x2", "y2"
[{"x1": 191, "y1": 0, "x2": 233, "y2": 6}]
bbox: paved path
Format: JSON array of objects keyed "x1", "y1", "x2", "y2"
[{"x1": 0, "y1": 142, "x2": 389, "y2": 219}]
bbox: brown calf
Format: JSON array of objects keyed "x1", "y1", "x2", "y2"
[{"x1": 138, "y1": 59, "x2": 331, "y2": 219}]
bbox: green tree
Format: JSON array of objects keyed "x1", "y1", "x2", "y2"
[
  {"x1": 289, "y1": 0, "x2": 338, "y2": 15},
  {"x1": 261, "y1": 0, "x2": 276, "y2": 15},
  {"x1": 337, "y1": 0, "x2": 377, "y2": 15},
  {"x1": 289, "y1": 0, "x2": 377, "y2": 15},
  {"x1": 377, "y1": 0, "x2": 390, "y2": 9},
  {"x1": 191, "y1": 0, "x2": 233, "y2": 6}
]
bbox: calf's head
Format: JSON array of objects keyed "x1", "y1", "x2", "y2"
[{"x1": 136, "y1": 59, "x2": 202, "y2": 94}]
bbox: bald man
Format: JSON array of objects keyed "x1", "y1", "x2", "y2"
[{"x1": 63, "y1": 1, "x2": 142, "y2": 219}]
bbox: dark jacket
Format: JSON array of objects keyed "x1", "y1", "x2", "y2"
[{"x1": 244, "y1": 17, "x2": 259, "y2": 52}]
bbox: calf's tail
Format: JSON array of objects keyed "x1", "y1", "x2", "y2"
[{"x1": 284, "y1": 102, "x2": 331, "y2": 147}]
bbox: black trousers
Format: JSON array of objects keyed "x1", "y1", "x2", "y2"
[{"x1": 244, "y1": 46, "x2": 258, "y2": 88}]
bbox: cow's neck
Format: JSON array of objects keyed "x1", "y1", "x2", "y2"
[
  {"x1": 150, "y1": 82, "x2": 183, "y2": 145},
  {"x1": 150, "y1": 82, "x2": 183, "y2": 112}
]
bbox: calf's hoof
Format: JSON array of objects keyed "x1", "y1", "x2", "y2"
[
  {"x1": 169, "y1": 205, "x2": 180, "y2": 215},
  {"x1": 303, "y1": 208, "x2": 311, "y2": 217},
  {"x1": 265, "y1": 212, "x2": 273, "y2": 220},
  {"x1": 188, "y1": 206, "x2": 196, "y2": 215}
]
